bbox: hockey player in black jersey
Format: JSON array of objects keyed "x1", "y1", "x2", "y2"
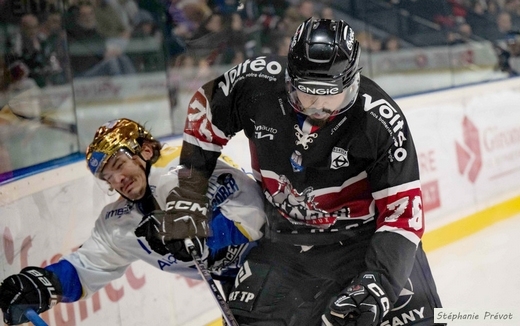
[{"x1": 142, "y1": 18, "x2": 444, "y2": 325}]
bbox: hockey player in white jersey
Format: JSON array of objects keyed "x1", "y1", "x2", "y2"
[{"x1": 0, "y1": 118, "x2": 266, "y2": 325}]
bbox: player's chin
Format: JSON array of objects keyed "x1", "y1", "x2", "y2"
[
  {"x1": 123, "y1": 186, "x2": 146, "y2": 201},
  {"x1": 307, "y1": 115, "x2": 330, "y2": 127}
]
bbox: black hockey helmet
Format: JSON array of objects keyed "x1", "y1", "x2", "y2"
[{"x1": 287, "y1": 18, "x2": 362, "y2": 115}]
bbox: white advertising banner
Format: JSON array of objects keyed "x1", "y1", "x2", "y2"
[{"x1": 399, "y1": 79, "x2": 520, "y2": 227}]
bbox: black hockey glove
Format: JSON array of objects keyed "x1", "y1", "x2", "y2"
[
  {"x1": 0, "y1": 267, "x2": 62, "y2": 325},
  {"x1": 164, "y1": 237, "x2": 205, "y2": 262},
  {"x1": 135, "y1": 211, "x2": 206, "y2": 259},
  {"x1": 134, "y1": 186, "x2": 209, "y2": 256},
  {"x1": 322, "y1": 272, "x2": 391, "y2": 326}
]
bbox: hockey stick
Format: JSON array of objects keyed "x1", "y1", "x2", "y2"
[
  {"x1": 24, "y1": 308, "x2": 48, "y2": 326},
  {"x1": 4, "y1": 104, "x2": 78, "y2": 134},
  {"x1": 184, "y1": 238, "x2": 239, "y2": 326}
]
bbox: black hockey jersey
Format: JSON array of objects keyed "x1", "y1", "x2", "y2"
[{"x1": 180, "y1": 55, "x2": 424, "y2": 292}]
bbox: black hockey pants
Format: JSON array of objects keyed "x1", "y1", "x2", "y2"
[{"x1": 228, "y1": 237, "x2": 442, "y2": 326}]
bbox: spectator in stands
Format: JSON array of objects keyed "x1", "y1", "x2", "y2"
[
  {"x1": 190, "y1": 11, "x2": 249, "y2": 65},
  {"x1": 356, "y1": 31, "x2": 382, "y2": 53},
  {"x1": 272, "y1": 0, "x2": 316, "y2": 42},
  {"x1": 495, "y1": 32, "x2": 520, "y2": 76},
  {"x1": 298, "y1": 0, "x2": 316, "y2": 20},
  {"x1": 66, "y1": 2, "x2": 136, "y2": 77},
  {"x1": 225, "y1": 12, "x2": 247, "y2": 64},
  {"x1": 320, "y1": 6, "x2": 335, "y2": 20},
  {"x1": 190, "y1": 12, "x2": 224, "y2": 41},
  {"x1": 472, "y1": 1, "x2": 486, "y2": 15},
  {"x1": 504, "y1": 0, "x2": 520, "y2": 29},
  {"x1": 279, "y1": 6, "x2": 304, "y2": 37},
  {"x1": 448, "y1": 0, "x2": 468, "y2": 24},
  {"x1": 93, "y1": 0, "x2": 132, "y2": 45},
  {"x1": 446, "y1": 22, "x2": 475, "y2": 45},
  {"x1": 370, "y1": 36, "x2": 383, "y2": 52},
  {"x1": 208, "y1": 0, "x2": 241, "y2": 14},
  {"x1": 486, "y1": 0, "x2": 501, "y2": 17},
  {"x1": 38, "y1": 11, "x2": 70, "y2": 85},
  {"x1": 493, "y1": 11, "x2": 516, "y2": 39},
  {"x1": 118, "y1": 0, "x2": 141, "y2": 27},
  {"x1": 130, "y1": 10, "x2": 163, "y2": 72},
  {"x1": 447, "y1": 29, "x2": 465, "y2": 44},
  {"x1": 504, "y1": 0, "x2": 520, "y2": 16},
  {"x1": 272, "y1": 33, "x2": 292, "y2": 56},
  {"x1": 8, "y1": 14, "x2": 49, "y2": 87},
  {"x1": 131, "y1": 9, "x2": 160, "y2": 40},
  {"x1": 188, "y1": 12, "x2": 228, "y2": 64},
  {"x1": 356, "y1": 31, "x2": 371, "y2": 51},
  {"x1": 5, "y1": 59, "x2": 38, "y2": 94},
  {"x1": 458, "y1": 22, "x2": 475, "y2": 41},
  {"x1": 383, "y1": 35, "x2": 401, "y2": 51},
  {"x1": 168, "y1": 0, "x2": 210, "y2": 40}
]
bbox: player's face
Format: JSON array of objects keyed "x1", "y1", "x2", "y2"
[
  {"x1": 296, "y1": 90, "x2": 348, "y2": 121},
  {"x1": 101, "y1": 151, "x2": 147, "y2": 200},
  {"x1": 287, "y1": 73, "x2": 361, "y2": 124}
]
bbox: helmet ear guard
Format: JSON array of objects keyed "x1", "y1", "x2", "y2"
[{"x1": 85, "y1": 118, "x2": 155, "y2": 178}]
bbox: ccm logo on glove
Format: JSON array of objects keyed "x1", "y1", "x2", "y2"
[{"x1": 166, "y1": 200, "x2": 208, "y2": 214}]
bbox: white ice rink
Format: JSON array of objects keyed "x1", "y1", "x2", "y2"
[{"x1": 426, "y1": 213, "x2": 520, "y2": 325}]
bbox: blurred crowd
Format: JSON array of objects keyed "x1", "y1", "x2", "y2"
[
  {"x1": 2, "y1": 0, "x2": 520, "y2": 94},
  {"x1": 383, "y1": 0, "x2": 520, "y2": 45}
]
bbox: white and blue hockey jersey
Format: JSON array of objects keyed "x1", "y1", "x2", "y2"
[{"x1": 47, "y1": 146, "x2": 266, "y2": 301}]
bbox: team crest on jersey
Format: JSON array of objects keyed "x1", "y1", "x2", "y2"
[
  {"x1": 266, "y1": 175, "x2": 348, "y2": 228},
  {"x1": 330, "y1": 147, "x2": 349, "y2": 169}
]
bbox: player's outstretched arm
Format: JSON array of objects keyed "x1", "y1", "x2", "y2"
[
  {"x1": 0, "y1": 260, "x2": 83, "y2": 325},
  {"x1": 0, "y1": 267, "x2": 62, "y2": 325}
]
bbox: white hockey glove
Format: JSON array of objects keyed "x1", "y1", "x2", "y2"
[{"x1": 322, "y1": 272, "x2": 391, "y2": 326}]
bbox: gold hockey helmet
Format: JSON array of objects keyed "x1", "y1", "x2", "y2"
[{"x1": 86, "y1": 118, "x2": 154, "y2": 178}]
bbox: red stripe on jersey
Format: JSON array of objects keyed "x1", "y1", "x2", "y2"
[
  {"x1": 315, "y1": 178, "x2": 372, "y2": 217},
  {"x1": 261, "y1": 173, "x2": 374, "y2": 227},
  {"x1": 184, "y1": 90, "x2": 229, "y2": 147}
]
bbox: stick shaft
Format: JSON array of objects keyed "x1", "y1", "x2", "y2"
[
  {"x1": 184, "y1": 238, "x2": 239, "y2": 326},
  {"x1": 24, "y1": 309, "x2": 48, "y2": 326}
]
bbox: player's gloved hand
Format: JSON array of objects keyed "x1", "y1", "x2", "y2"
[
  {"x1": 134, "y1": 187, "x2": 209, "y2": 255},
  {"x1": 164, "y1": 238, "x2": 205, "y2": 262},
  {"x1": 0, "y1": 267, "x2": 62, "y2": 325},
  {"x1": 322, "y1": 272, "x2": 391, "y2": 326},
  {"x1": 135, "y1": 211, "x2": 206, "y2": 259}
]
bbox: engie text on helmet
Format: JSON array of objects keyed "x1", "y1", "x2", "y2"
[
  {"x1": 219, "y1": 56, "x2": 283, "y2": 96},
  {"x1": 362, "y1": 93, "x2": 408, "y2": 162}
]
